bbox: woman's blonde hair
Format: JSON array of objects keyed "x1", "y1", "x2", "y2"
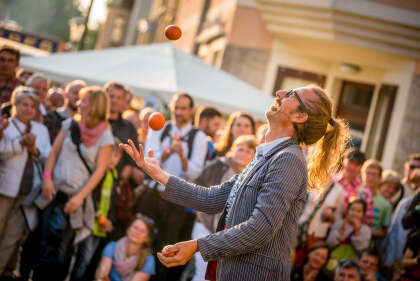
[
  {"x1": 215, "y1": 111, "x2": 256, "y2": 156},
  {"x1": 226, "y1": 134, "x2": 257, "y2": 157},
  {"x1": 10, "y1": 86, "x2": 39, "y2": 116},
  {"x1": 295, "y1": 86, "x2": 351, "y2": 191},
  {"x1": 79, "y1": 86, "x2": 109, "y2": 124}
]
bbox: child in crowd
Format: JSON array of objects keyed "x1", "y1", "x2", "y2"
[{"x1": 326, "y1": 198, "x2": 372, "y2": 275}]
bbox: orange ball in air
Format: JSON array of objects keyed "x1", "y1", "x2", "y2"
[
  {"x1": 98, "y1": 216, "x2": 106, "y2": 225},
  {"x1": 148, "y1": 112, "x2": 166, "y2": 131},
  {"x1": 165, "y1": 24, "x2": 182, "y2": 40}
]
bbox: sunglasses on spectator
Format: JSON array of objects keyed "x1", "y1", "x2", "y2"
[
  {"x1": 285, "y1": 89, "x2": 309, "y2": 113},
  {"x1": 135, "y1": 213, "x2": 155, "y2": 226},
  {"x1": 409, "y1": 164, "x2": 420, "y2": 170}
]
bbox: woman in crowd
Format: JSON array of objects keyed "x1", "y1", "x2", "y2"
[
  {"x1": 291, "y1": 242, "x2": 332, "y2": 281},
  {"x1": 0, "y1": 86, "x2": 51, "y2": 276},
  {"x1": 26, "y1": 73, "x2": 49, "y2": 120},
  {"x1": 95, "y1": 213, "x2": 156, "y2": 281},
  {"x1": 215, "y1": 111, "x2": 255, "y2": 156},
  {"x1": 35, "y1": 86, "x2": 113, "y2": 281},
  {"x1": 326, "y1": 198, "x2": 371, "y2": 274},
  {"x1": 191, "y1": 134, "x2": 257, "y2": 281},
  {"x1": 138, "y1": 107, "x2": 154, "y2": 146}
]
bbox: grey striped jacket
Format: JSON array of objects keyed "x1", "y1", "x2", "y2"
[{"x1": 163, "y1": 138, "x2": 307, "y2": 280}]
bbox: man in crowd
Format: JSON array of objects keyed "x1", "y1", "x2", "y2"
[
  {"x1": 358, "y1": 249, "x2": 386, "y2": 281},
  {"x1": 43, "y1": 80, "x2": 86, "y2": 143},
  {"x1": 0, "y1": 45, "x2": 21, "y2": 107},
  {"x1": 334, "y1": 260, "x2": 363, "y2": 281},
  {"x1": 140, "y1": 92, "x2": 208, "y2": 281},
  {"x1": 25, "y1": 73, "x2": 49, "y2": 118},
  {"x1": 104, "y1": 82, "x2": 144, "y2": 237},
  {"x1": 195, "y1": 106, "x2": 222, "y2": 161},
  {"x1": 391, "y1": 153, "x2": 420, "y2": 208}
]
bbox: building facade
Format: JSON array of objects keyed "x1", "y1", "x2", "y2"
[{"x1": 96, "y1": 0, "x2": 420, "y2": 171}]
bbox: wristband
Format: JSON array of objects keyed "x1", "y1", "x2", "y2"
[{"x1": 42, "y1": 172, "x2": 52, "y2": 179}]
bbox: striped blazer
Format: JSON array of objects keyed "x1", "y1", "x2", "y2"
[{"x1": 163, "y1": 138, "x2": 307, "y2": 281}]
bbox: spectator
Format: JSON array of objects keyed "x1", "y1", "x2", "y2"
[
  {"x1": 0, "y1": 45, "x2": 21, "y2": 107},
  {"x1": 43, "y1": 79, "x2": 86, "y2": 144},
  {"x1": 402, "y1": 166, "x2": 420, "y2": 233},
  {"x1": 326, "y1": 199, "x2": 371, "y2": 273},
  {"x1": 104, "y1": 81, "x2": 144, "y2": 238},
  {"x1": 295, "y1": 180, "x2": 344, "y2": 266},
  {"x1": 332, "y1": 148, "x2": 373, "y2": 225},
  {"x1": 0, "y1": 86, "x2": 51, "y2": 276},
  {"x1": 76, "y1": 137, "x2": 123, "y2": 281},
  {"x1": 195, "y1": 106, "x2": 222, "y2": 140},
  {"x1": 391, "y1": 153, "x2": 420, "y2": 209},
  {"x1": 123, "y1": 109, "x2": 141, "y2": 132},
  {"x1": 95, "y1": 214, "x2": 156, "y2": 281},
  {"x1": 215, "y1": 111, "x2": 255, "y2": 156},
  {"x1": 191, "y1": 135, "x2": 256, "y2": 281},
  {"x1": 291, "y1": 242, "x2": 332, "y2": 281},
  {"x1": 378, "y1": 170, "x2": 402, "y2": 205},
  {"x1": 25, "y1": 73, "x2": 49, "y2": 118},
  {"x1": 35, "y1": 86, "x2": 113, "y2": 281},
  {"x1": 358, "y1": 249, "x2": 386, "y2": 281},
  {"x1": 16, "y1": 68, "x2": 33, "y2": 84},
  {"x1": 45, "y1": 87, "x2": 65, "y2": 112},
  {"x1": 256, "y1": 123, "x2": 268, "y2": 144},
  {"x1": 195, "y1": 106, "x2": 222, "y2": 161},
  {"x1": 361, "y1": 160, "x2": 391, "y2": 246},
  {"x1": 334, "y1": 260, "x2": 363, "y2": 281},
  {"x1": 137, "y1": 91, "x2": 208, "y2": 281},
  {"x1": 138, "y1": 107, "x2": 154, "y2": 146}
]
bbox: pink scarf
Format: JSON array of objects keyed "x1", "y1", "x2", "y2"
[
  {"x1": 79, "y1": 121, "x2": 108, "y2": 147},
  {"x1": 114, "y1": 237, "x2": 139, "y2": 281}
]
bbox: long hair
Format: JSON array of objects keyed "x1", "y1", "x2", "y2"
[
  {"x1": 79, "y1": 86, "x2": 109, "y2": 125},
  {"x1": 296, "y1": 86, "x2": 350, "y2": 191},
  {"x1": 129, "y1": 214, "x2": 155, "y2": 271},
  {"x1": 215, "y1": 111, "x2": 256, "y2": 156}
]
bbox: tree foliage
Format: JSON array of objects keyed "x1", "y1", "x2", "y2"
[{"x1": 3, "y1": 0, "x2": 83, "y2": 41}]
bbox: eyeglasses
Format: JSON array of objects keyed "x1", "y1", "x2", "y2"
[{"x1": 285, "y1": 89, "x2": 309, "y2": 113}]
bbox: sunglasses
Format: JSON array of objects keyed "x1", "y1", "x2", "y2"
[
  {"x1": 135, "y1": 213, "x2": 155, "y2": 226},
  {"x1": 285, "y1": 89, "x2": 308, "y2": 113},
  {"x1": 409, "y1": 164, "x2": 420, "y2": 170}
]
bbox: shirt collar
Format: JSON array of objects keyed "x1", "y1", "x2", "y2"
[
  {"x1": 256, "y1": 136, "x2": 291, "y2": 157},
  {"x1": 172, "y1": 122, "x2": 193, "y2": 137}
]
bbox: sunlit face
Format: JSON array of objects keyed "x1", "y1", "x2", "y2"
[
  {"x1": 343, "y1": 159, "x2": 362, "y2": 181},
  {"x1": 379, "y1": 182, "x2": 399, "y2": 200},
  {"x1": 78, "y1": 95, "x2": 90, "y2": 120},
  {"x1": 203, "y1": 116, "x2": 222, "y2": 139},
  {"x1": 359, "y1": 253, "x2": 379, "y2": 274},
  {"x1": 231, "y1": 116, "x2": 253, "y2": 140},
  {"x1": 347, "y1": 202, "x2": 364, "y2": 222},
  {"x1": 127, "y1": 219, "x2": 149, "y2": 245},
  {"x1": 308, "y1": 248, "x2": 329, "y2": 270},
  {"x1": 335, "y1": 268, "x2": 362, "y2": 281},
  {"x1": 0, "y1": 51, "x2": 18, "y2": 77},
  {"x1": 108, "y1": 86, "x2": 126, "y2": 115},
  {"x1": 170, "y1": 96, "x2": 193, "y2": 126},
  {"x1": 362, "y1": 167, "x2": 381, "y2": 191},
  {"x1": 31, "y1": 80, "x2": 48, "y2": 103},
  {"x1": 16, "y1": 97, "x2": 37, "y2": 123},
  {"x1": 231, "y1": 143, "x2": 255, "y2": 168},
  {"x1": 66, "y1": 84, "x2": 83, "y2": 111}
]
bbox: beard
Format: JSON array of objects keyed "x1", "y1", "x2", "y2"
[{"x1": 68, "y1": 103, "x2": 78, "y2": 112}]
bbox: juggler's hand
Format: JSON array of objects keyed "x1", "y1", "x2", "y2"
[
  {"x1": 119, "y1": 139, "x2": 170, "y2": 185},
  {"x1": 157, "y1": 240, "x2": 198, "y2": 268}
]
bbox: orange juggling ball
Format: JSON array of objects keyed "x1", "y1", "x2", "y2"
[{"x1": 148, "y1": 112, "x2": 166, "y2": 130}]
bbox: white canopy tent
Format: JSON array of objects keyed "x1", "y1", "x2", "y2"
[{"x1": 21, "y1": 43, "x2": 273, "y2": 120}]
